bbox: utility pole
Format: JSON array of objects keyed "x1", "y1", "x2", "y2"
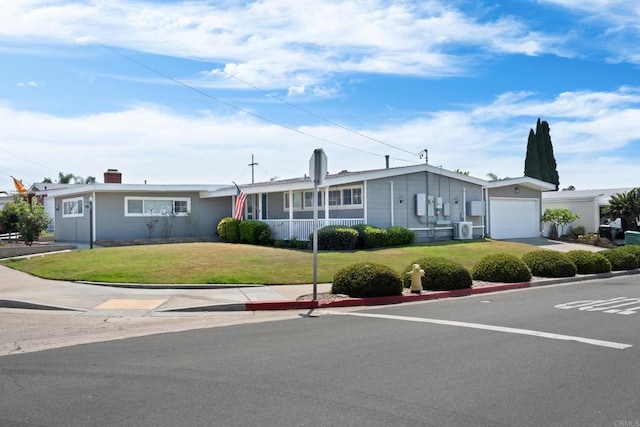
[
  {"x1": 249, "y1": 154, "x2": 257, "y2": 184},
  {"x1": 249, "y1": 155, "x2": 258, "y2": 219}
]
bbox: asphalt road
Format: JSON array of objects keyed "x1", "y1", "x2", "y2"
[{"x1": 1, "y1": 277, "x2": 639, "y2": 426}]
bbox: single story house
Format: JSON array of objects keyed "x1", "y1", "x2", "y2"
[
  {"x1": 541, "y1": 188, "x2": 633, "y2": 236},
  {"x1": 42, "y1": 165, "x2": 555, "y2": 244}
]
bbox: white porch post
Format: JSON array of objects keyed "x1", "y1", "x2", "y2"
[
  {"x1": 390, "y1": 181, "x2": 394, "y2": 226},
  {"x1": 324, "y1": 186, "x2": 329, "y2": 227},
  {"x1": 363, "y1": 180, "x2": 368, "y2": 224},
  {"x1": 288, "y1": 189, "x2": 294, "y2": 240}
]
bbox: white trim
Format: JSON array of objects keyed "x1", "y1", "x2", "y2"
[
  {"x1": 62, "y1": 197, "x2": 84, "y2": 218},
  {"x1": 124, "y1": 196, "x2": 191, "y2": 217}
]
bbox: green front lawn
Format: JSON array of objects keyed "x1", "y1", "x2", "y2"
[{"x1": 1, "y1": 240, "x2": 538, "y2": 285}]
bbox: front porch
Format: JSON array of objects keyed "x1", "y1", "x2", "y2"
[{"x1": 261, "y1": 218, "x2": 365, "y2": 241}]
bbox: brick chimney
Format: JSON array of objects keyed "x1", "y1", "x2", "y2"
[{"x1": 104, "y1": 169, "x2": 122, "y2": 184}]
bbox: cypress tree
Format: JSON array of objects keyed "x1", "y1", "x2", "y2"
[
  {"x1": 524, "y1": 128, "x2": 542, "y2": 180},
  {"x1": 539, "y1": 120, "x2": 559, "y2": 190},
  {"x1": 524, "y1": 118, "x2": 560, "y2": 190}
]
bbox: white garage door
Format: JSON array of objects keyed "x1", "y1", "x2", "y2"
[{"x1": 490, "y1": 198, "x2": 540, "y2": 239}]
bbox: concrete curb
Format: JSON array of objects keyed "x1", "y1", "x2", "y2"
[
  {"x1": 163, "y1": 282, "x2": 532, "y2": 313},
  {"x1": 174, "y1": 269, "x2": 640, "y2": 312}
]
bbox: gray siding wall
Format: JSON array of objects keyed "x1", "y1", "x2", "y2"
[
  {"x1": 55, "y1": 192, "x2": 230, "y2": 243},
  {"x1": 367, "y1": 172, "x2": 484, "y2": 242},
  {"x1": 54, "y1": 193, "x2": 92, "y2": 243},
  {"x1": 488, "y1": 185, "x2": 539, "y2": 199}
]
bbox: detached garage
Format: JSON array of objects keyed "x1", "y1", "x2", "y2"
[{"x1": 486, "y1": 178, "x2": 556, "y2": 240}]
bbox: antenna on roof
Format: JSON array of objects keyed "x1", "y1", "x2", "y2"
[{"x1": 419, "y1": 149, "x2": 428, "y2": 164}]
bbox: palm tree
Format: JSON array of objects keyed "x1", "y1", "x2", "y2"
[{"x1": 604, "y1": 189, "x2": 640, "y2": 231}]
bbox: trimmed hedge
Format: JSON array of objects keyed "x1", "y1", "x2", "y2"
[
  {"x1": 522, "y1": 250, "x2": 577, "y2": 278},
  {"x1": 617, "y1": 245, "x2": 640, "y2": 266},
  {"x1": 314, "y1": 225, "x2": 358, "y2": 250},
  {"x1": 402, "y1": 256, "x2": 472, "y2": 291},
  {"x1": 216, "y1": 217, "x2": 241, "y2": 243},
  {"x1": 566, "y1": 250, "x2": 612, "y2": 274},
  {"x1": 332, "y1": 262, "x2": 403, "y2": 298},
  {"x1": 601, "y1": 248, "x2": 638, "y2": 271},
  {"x1": 472, "y1": 253, "x2": 532, "y2": 283}
]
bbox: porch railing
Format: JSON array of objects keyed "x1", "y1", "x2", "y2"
[{"x1": 261, "y1": 218, "x2": 365, "y2": 241}]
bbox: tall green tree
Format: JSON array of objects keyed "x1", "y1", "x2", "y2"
[
  {"x1": 523, "y1": 129, "x2": 542, "y2": 180},
  {"x1": 524, "y1": 118, "x2": 560, "y2": 190}
]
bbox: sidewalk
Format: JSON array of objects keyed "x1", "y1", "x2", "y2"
[{"x1": 2, "y1": 263, "x2": 638, "y2": 316}]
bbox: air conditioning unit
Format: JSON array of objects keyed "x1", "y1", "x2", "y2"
[{"x1": 454, "y1": 222, "x2": 473, "y2": 240}]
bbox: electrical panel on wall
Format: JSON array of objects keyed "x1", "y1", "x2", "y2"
[
  {"x1": 443, "y1": 203, "x2": 450, "y2": 217},
  {"x1": 467, "y1": 201, "x2": 486, "y2": 216},
  {"x1": 427, "y1": 195, "x2": 435, "y2": 217},
  {"x1": 415, "y1": 193, "x2": 426, "y2": 216}
]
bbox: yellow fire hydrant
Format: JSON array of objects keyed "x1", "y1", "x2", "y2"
[{"x1": 406, "y1": 263, "x2": 425, "y2": 294}]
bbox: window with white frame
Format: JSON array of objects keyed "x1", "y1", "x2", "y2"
[
  {"x1": 283, "y1": 185, "x2": 362, "y2": 210},
  {"x1": 125, "y1": 197, "x2": 191, "y2": 216},
  {"x1": 62, "y1": 197, "x2": 84, "y2": 217}
]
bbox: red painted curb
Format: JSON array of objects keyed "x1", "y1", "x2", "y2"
[{"x1": 244, "y1": 282, "x2": 531, "y2": 311}]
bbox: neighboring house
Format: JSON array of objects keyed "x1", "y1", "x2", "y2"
[
  {"x1": 41, "y1": 170, "x2": 227, "y2": 244},
  {"x1": 541, "y1": 188, "x2": 634, "y2": 236},
  {"x1": 42, "y1": 165, "x2": 555, "y2": 244}
]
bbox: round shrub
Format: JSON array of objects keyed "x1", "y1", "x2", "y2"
[
  {"x1": 216, "y1": 217, "x2": 240, "y2": 243},
  {"x1": 472, "y1": 253, "x2": 532, "y2": 283},
  {"x1": 601, "y1": 248, "x2": 638, "y2": 271},
  {"x1": 239, "y1": 220, "x2": 272, "y2": 245},
  {"x1": 522, "y1": 250, "x2": 577, "y2": 278},
  {"x1": 617, "y1": 245, "x2": 640, "y2": 265},
  {"x1": 402, "y1": 256, "x2": 472, "y2": 291},
  {"x1": 565, "y1": 250, "x2": 612, "y2": 274},
  {"x1": 314, "y1": 225, "x2": 358, "y2": 250},
  {"x1": 386, "y1": 226, "x2": 416, "y2": 247},
  {"x1": 332, "y1": 262, "x2": 403, "y2": 298}
]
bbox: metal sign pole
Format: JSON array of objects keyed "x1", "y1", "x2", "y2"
[
  {"x1": 309, "y1": 148, "x2": 327, "y2": 301},
  {"x1": 312, "y1": 178, "x2": 319, "y2": 300}
]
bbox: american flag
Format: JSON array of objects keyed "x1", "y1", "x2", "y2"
[{"x1": 233, "y1": 182, "x2": 247, "y2": 220}]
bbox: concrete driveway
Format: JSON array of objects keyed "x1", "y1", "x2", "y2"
[{"x1": 503, "y1": 237, "x2": 607, "y2": 252}]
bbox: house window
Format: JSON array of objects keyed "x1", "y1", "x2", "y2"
[
  {"x1": 304, "y1": 191, "x2": 323, "y2": 208},
  {"x1": 328, "y1": 190, "x2": 341, "y2": 206},
  {"x1": 62, "y1": 197, "x2": 84, "y2": 217},
  {"x1": 285, "y1": 191, "x2": 324, "y2": 210},
  {"x1": 284, "y1": 192, "x2": 302, "y2": 210},
  {"x1": 342, "y1": 187, "x2": 362, "y2": 205},
  {"x1": 283, "y1": 186, "x2": 362, "y2": 210},
  {"x1": 125, "y1": 197, "x2": 191, "y2": 216}
]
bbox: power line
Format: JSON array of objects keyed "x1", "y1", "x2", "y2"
[
  {"x1": 95, "y1": 41, "x2": 418, "y2": 164},
  {"x1": 163, "y1": 40, "x2": 419, "y2": 158}
]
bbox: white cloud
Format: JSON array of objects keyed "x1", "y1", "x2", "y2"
[
  {"x1": 0, "y1": 0, "x2": 568, "y2": 91},
  {"x1": 3, "y1": 84, "x2": 640, "y2": 190}
]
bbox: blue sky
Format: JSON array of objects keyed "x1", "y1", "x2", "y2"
[{"x1": 2, "y1": 0, "x2": 640, "y2": 191}]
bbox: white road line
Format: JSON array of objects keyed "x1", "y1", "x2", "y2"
[{"x1": 328, "y1": 311, "x2": 632, "y2": 350}]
